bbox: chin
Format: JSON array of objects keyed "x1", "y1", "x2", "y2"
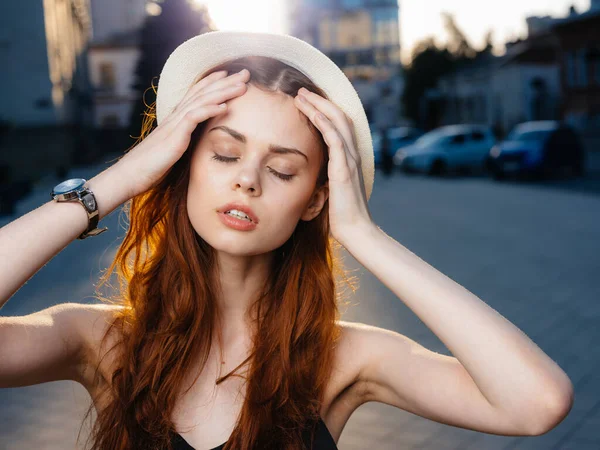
[
  {"x1": 194, "y1": 225, "x2": 268, "y2": 256},
  {"x1": 212, "y1": 238, "x2": 276, "y2": 257}
]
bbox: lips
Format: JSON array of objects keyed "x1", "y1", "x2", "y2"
[{"x1": 217, "y1": 202, "x2": 259, "y2": 223}]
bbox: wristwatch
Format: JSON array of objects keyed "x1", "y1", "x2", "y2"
[{"x1": 51, "y1": 178, "x2": 108, "y2": 239}]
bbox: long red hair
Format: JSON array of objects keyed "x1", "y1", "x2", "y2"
[{"x1": 81, "y1": 56, "x2": 359, "y2": 450}]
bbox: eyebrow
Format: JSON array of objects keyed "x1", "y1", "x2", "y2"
[{"x1": 208, "y1": 125, "x2": 308, "y2": 162}]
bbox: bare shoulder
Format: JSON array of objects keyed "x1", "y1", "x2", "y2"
[
  {"x1": 0, "y1": 302, "x2": 125, "y2": 393},
  {"x1": 320, "y1": 320, "x2": 389, "y2": 438},
  {"x1": 329, "y1": 320, "x2": 384, "y2": 399},
  {"x1": 336, "y1": 320, "x2": 394, "y2": 355},
  {"x1": 333, "y1": 320, "x2": 406, "y2": 395},
  {"x1": 76, "y1": 303, "x2": 125, "y2": 345},
  {"x1": 73, "y1": 303, "x2": 126, "y2": 394}
]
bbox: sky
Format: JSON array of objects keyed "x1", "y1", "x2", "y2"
[{"x1": 194, "y1": 0, "x2": 592, "y2": 64}]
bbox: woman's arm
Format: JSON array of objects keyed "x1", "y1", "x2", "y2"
[
  {"x1": 0, "y1": 164, "x2": 131, "y2": 307},
  {"x1": 0, "y1": 165, "x2": 132, "y2": 389},
  {"x1": 339, "y1": 223, "x2": 574, "y2": 436},
  {"x1": 290, "y1": 82, "x2": 573, "y2": 436}
]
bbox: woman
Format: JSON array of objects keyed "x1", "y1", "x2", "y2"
[{"x1": 0, "y1": 31, "x2": 573, "y2": 450}]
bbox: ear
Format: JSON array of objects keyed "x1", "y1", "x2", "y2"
[{"x1": 301, "y1": 183, "x2": 329, "y2": 222}]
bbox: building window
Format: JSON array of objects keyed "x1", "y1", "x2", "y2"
[
  {"x1": 319, "y1": 18, "x2": 338, "y2": 51},
  {"x1": 372, "y1": 7, "x2": 399, "y2": 47},
  {"x1": 99, "y1": 62, "x2": 116, "y2": 91}
]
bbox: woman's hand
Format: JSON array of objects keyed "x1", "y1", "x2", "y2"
[
  {"x1": 293, "y1": 87, "x2": 374, "y2": 245},
  {"x1": 116, "y1": 68, "x2": 251, "y2": 199}
]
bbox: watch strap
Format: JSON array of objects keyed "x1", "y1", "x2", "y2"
[{"x1": 77, "y1": 190, "x2": 108, "y2": 239}]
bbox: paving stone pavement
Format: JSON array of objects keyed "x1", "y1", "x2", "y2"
[{"x1": 1, "y1": 159, "x2": 599, "y2": 449}]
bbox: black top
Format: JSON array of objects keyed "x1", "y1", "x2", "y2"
[{"x1": 170, "y1": 417, "x2": 338, "y2": 450}]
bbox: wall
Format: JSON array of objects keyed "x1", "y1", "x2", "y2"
[
  {"x1": 88, "y1": 47, "x2": 141, "y2": 127},
  {"x1": 90, "y1": 0, "x2": 147, "y2": 41},
  {"x1": 0, "y1": 3, "x2": 55, "y2": 125},
  {"x1": 0, "y1": 0, "x2": 92, "y2": 127}
]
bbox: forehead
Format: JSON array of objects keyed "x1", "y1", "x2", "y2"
[{"x1": 204, "y1": 84, "x2": 319, "y2": 156}]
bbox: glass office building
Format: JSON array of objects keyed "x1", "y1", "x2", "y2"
[
  {"x1": 289, "y1": 0, "x2": 401, "y2": 79},
  {"x1": 288, "y1": 0, "x2": 405, "y2": 126}
]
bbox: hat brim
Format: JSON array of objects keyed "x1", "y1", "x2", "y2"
[{"x1": 156, "y1": 30, "x2": 374, "y2": 200}]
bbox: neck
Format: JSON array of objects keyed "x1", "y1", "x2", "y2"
[{"x1": 214, "y1": 250, "x2": 274, "y2": 321}]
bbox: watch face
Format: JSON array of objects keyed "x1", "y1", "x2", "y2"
[{"x1": 52, "y1": 178, "x2": 86, "y2": 195}]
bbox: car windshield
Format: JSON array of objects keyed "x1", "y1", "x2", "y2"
[
  {"x1": 508, "y1": 129, "x2": 553, "y2": 142},
  {"x1": 389, "y1": 128, "x2": 417, "y2": 139},
  {"x1": 413, "y1": 130, "x2": 447, "y2": 148}
]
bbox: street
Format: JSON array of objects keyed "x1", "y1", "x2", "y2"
[{"x1": 0, "y1": 161, "x2": 599, "y2": 450}]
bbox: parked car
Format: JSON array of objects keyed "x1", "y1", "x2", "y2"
[
  {"x1": 371, "y1": 126, "x2": 423, "y2": 168},
  {"x1": 393, "y1": 124, "x2": 496, "y2": 175},
  {"x1": 487, "y1": 121, "x2": 585, "y2": 180}
]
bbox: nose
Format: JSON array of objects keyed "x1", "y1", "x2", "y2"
[{"x1": 232, "y1": 165, "x2": 261, "y2": 196}]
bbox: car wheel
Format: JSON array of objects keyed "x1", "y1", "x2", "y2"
[
  {"x1": 483, "y1": 157, "x2": 494, "y2": 174},
  {"x1": 536, "y1": 160, "x2": 553, "y2": 181},
  {"x1": 428, "y1": 159, "x2": 446, "y2": 176},
  {"x1": 457, "y1": 166, "x2": 470, "y2": 176},
  {"x1": 572, "y1": 158, "x2": 585, "y2": 177},
  {"x1": 491, "y1": 167, "x2": 505, "y2": 181}
]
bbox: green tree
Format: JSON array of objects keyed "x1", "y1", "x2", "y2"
[
  {"x1": 441, "y1": 12, "x2": 476, "y2": 59},
  {"x1": 402, "y1": 39, "x2": 454, "y2": 128},
  {"x1": 128, "y1": 0, "x2": 216, "y2": 137},
  {"x1": 402, "y1": 13, "x2": 494, "y2": 127},
  {"x1": 477, "y1": 30, "x2": 494, "y2": 57}
]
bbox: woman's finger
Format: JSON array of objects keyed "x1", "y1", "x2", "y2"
[
  {"x1": 295, "y1": 89, "x2": 360, "y2": 162},
  {"x1": 165, "y1": 70, "x2": 228, "y2": 122},
  {"x1": 294, "y1": 93, "x2": 356, "y2": 167},
  {"x1": 176, "y1": 69, "x2": 250, "y2": 114},
  {"x1": 174, "y1": 102, "x2": 230, "y2": 139},
  {"x1": 295, "y1": 95, "x2": 353, "y2": 176},
  {"x1": 185, "y1": 70, "x2": 228, "y2": 99},
  {"x1": 171, "y1": 82, "x2": 248, "y2": 127}
]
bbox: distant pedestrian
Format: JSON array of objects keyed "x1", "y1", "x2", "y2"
[{"x1": 380, "y1": 127, "x2": 394, "y2": 176}]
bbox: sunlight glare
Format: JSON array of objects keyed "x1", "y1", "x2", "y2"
[{"x1": 193, "y1": 0, "x2": 287, "y2": 34}]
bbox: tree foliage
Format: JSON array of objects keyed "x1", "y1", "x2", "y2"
[
  {"x1": 442, "y1": 12, "x2": 476, "y2": 59},
  {"x1": 402, "y1": 42, "x2": 454, "y2": 127},
  {"x1": 128, "y1": 0, "x2": 216, "y2": 136},
  {"x1": 402, "y1": 13, "x2": 494, "y2": 128}
]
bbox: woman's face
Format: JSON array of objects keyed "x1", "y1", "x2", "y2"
[{"x1": 187, "y1": 83, "x2": 328, "y2": 256}]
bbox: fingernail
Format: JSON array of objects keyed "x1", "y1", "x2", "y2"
[
  {"x1": 238, "y1": 69, "x2": 248, "y2": 75},
  {"x1": 298, "y1": 94, "x2": 307, "y2": 103}
]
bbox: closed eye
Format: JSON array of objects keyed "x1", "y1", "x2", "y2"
[
  {"x1": 210, "y1": 153, "x2": 295, "y2": 182},
  {"x1": 211, "y1": 153, "x2": 237, "y2": 164}
]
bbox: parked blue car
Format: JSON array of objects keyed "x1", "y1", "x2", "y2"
[
  {"x1": 370, "y1": 127, "x2": 423, "y2": 167},
  {"x1": 487, "y1": 121, "x2": 585, "y2": 180}
]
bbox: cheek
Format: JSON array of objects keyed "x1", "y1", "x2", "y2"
[
  {"x1": 186, "y1": 156, "x2": 217, "y2": 224},
  {"x1": 270, "y1": 184, "x2": 315, "y2": 222},
  {"x1": 188, "y1": 149, "x2": 220, "y2": 193}
]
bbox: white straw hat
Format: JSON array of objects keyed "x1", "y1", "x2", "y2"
[{"x1": 156, "y1": 30, "x2": 375, "y2": 200}]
